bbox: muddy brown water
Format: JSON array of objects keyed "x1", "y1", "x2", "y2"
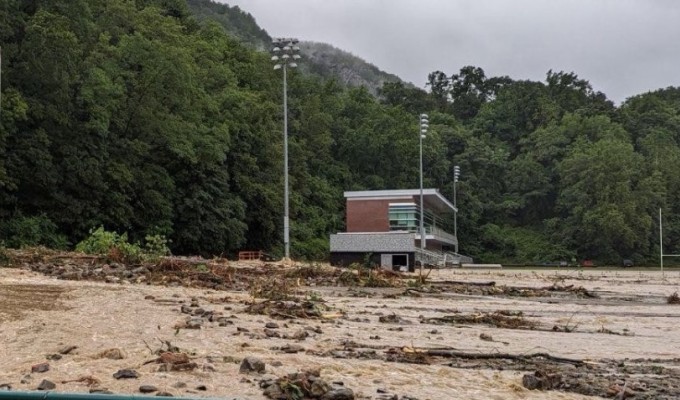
[
  {"x1": 0, "y1": 267, "x2": 679, "y2": 399},
  {"x1": 0, "y1": 283, "x2": 70, "y2": 321}
]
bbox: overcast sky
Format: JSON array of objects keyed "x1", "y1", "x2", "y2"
[{"x1": 220, "y1": 0, "x2": 680, "y2": 103}]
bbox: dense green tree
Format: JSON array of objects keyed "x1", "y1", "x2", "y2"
[{"x1": 1, "y1": 0, "x2": 679, "y2": 265}]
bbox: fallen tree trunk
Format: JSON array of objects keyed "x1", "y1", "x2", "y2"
[{"x1": 401, "y1": 347, "x2": 584, "y2": 365}]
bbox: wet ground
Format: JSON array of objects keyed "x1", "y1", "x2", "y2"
[{"x1": 0, "y1": 258, "x2": 679, "y2": 399}]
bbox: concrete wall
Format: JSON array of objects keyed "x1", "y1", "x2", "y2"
[{"x1": 330, "y1": 252, "x2": 416, "y2": 272}]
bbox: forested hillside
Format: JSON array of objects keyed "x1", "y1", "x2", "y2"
[
  {"x1": 1, "y1": 0, "x2": 679, "y2": 264},
  {"x1": 299, "y1": 41, "x2": 404, "y2": 96},
  {"x1": 186, "y1": 0, "x2": 270, "y2": 49}
]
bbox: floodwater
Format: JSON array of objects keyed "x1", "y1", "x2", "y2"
[{"x1": 0, "y1": 267, "x2": 679, "y2": 399}]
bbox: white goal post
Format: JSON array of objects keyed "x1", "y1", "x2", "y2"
[{"x1": 660, "y1": 208, "x2": 680, "y2": 277}]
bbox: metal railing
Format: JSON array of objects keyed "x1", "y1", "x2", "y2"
[{"x1": 416, "y1": 249, "x2": 473, "y2": 268}]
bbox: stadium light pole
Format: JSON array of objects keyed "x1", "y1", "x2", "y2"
[
  {"x1": 271, "y1": 38, "x2": 300, "y2": 261},
  {"x1": 453, "y1": 165, "x2": 460, "y2": 253},
  {"x1": 419, "y1": 113, "x2": 429, "y2": 274}
]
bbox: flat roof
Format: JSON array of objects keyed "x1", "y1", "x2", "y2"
[{"x1": 344, "y1": 189, "x2": 457, "y2": 213}]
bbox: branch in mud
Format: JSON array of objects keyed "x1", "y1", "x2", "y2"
[{"x1": 393, "y1": 347, "x2": 584, "y2": 366}]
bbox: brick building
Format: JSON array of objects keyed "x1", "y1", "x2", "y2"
[{"x1": 330, "y1": 189, "x2": 468, "y2": 271}]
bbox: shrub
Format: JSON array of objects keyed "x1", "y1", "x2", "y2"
[
  {"x1": 76, "y1": 227, "x2": 172, "y2": 263},
  {"x1": 0, "y1": 215, "x2": 68, "y2": 249},
  {"x1": 144, "y1": 234, "x2": 171, "y2": 258},
  {"x1": 0, "y1": 241, "x2": 9, "y2": 267},
  {"x1": 76, "y1": 227, "x2": 143, "y2": 264}
]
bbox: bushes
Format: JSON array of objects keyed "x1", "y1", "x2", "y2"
[
  {"x1": 0, "y1": 215, "x2": 68, "y2": 249},
  {"x1": 75, "y1": 227, "x2": 171, "y2": 263}
]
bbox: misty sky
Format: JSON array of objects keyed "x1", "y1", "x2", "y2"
[{"x1": 220, "y1": 0, "x2": 680, "y2": 103}]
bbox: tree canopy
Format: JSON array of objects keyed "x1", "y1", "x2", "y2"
[{"x1": 0, "y1": 0, "x2": 678, "y2": 264}]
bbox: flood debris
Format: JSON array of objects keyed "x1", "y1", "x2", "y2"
[
  {"x1": 239, "y1": 357, "x2": 265, "y2": 374},
  {"x1": 96, "y1": 348, "x2": 126, "y2": 360},
  {"x1": 141, "y1": 340, "x2": 197, "y2": 372},
  {"x1": 259, "y1": 369, "x2": 355, "y2": 400},
  {"x1": 668, "y1": 291, "x2": 680, "y2": 304},
  {"x1": 522, "y1": 369, "x2": 563, "y2": 390},
  {"x1": 246, "y1": 300, "x2": 344, "y2": 320},
  {"x1": 60, "y1": 375, "x2": 101, "y2": 387},
  {"x1": 419, "y1": 281, "x2": 599, "y2": 299},
  {"x1": 378, "y1": 313, "x2": 402, "y2": 324},
  {"x1": 521, "y1": 361, "x2": 680, "y2": 400},
  {"x1": 421, "y1": 310, "x2": 538, "y2": 330}
]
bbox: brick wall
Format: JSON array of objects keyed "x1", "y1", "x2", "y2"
[{"x1": 346, "y1": 199, "x2": 390, "y2": 232}]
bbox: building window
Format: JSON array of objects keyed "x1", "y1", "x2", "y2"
[{"x1": 388, "y1": 203, "x2": 436, "y2": 233}]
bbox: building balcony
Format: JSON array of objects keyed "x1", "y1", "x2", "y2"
[{"x1": 394, "y1": 225, "x2": 457, "y2": 246}]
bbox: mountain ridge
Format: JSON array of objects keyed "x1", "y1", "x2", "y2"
[{"x1": 186, "y1": 0, "x2": 408, "y2": 94}]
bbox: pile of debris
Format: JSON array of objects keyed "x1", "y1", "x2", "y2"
[
  {"x1": 246, "y1": 300, "x2": 343, "y2": 320},
  {"x1": 259, "y1": 369, "x2": 354, "y2": 400},
  {"x1": 3, "y1": 248, "x2": 410, "y2": 292},
  {"x1": 426, "y1": 280, "x2": 599, "y2": 299},
  {"x1": 421, "y1": 310, "x2": 538, "y2": 330}
]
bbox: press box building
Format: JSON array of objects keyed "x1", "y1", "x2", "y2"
[{"x1": 329, "y1": 189, "x2": 468, "y2": 271}]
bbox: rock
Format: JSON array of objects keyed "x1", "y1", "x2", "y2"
[
  {"x1": 207, "y1": 312, "x2": 223, "y2": 322},
  {"x1": 20, "y1": 375, "x2": 31, "y2": 384},
  {"x1": 271, "y1": 360, "x2": 283, "y2": 367},
  {"x1": 140, "y1": 385, "x2": 158, "y2": 393},
  {"x1": 186, "y1": 317, "x2": 203, "y2": 329},
  {"x1": 191, "y1": 307, "x2": 205, "y2": 316},
  {"x1": 239, "y1": 357, "x2": 266, "y2": 374},
  {"x1": 265, "y1": 322, "x2": 279, "y2": 329},
  {"x1": 289, "y1": 330, "x2": 309, "y2": 340},
  {"x1": 31, "y1": 363, "x2": 50, "y2": 373},
  {"x1": 479, "y1": 333, "x2": 493, "y2": 341},
  {"x1": 172, "y1": 382, "x2": 187, "y2": 389},
  {"x1": 180, "y1": 305, "x2": 192, "y2": 314},
  {"x1": 320, "y1": 388, "x2": 355, "y2": 400},
  {"x1": 0, "y1": 383, "x2": 11, "y2": 391},
  {"x1": 264, "y1": 328, "x2": 280, "y2": 338},
  {"x1": 196, "y1": 385, "x2": 208, "y2": 391},
  {"x1": 310, "y1": 379, "x2": 332, "y2": 397},
  {"x1": 157, "y1": 361, "x2": 197, "y2": 372},
  {"x1": 237, "y1": 327, "x2": 250, "y2": 332},
  {"x1": 37, "y1": 380, "x2": 56, "y2": 391},
  {"x1": 522, "y1": 370, "x2": 562, "y2": 390},
  {"x1": 113, "y1": 369, "x2": 139, "y2": 379},
  {"x1": 281, "y1": 344, "x2": 304, "y2": 354},
  {"x1": 98, "y1": 348, "x2": 126, "y2": 360},
  {"x1": 46, "y1": 354, "x2": 62, "y2": 361},
  {"x1": 522, "y1": 374, "x2": 541, "y2": 390},
  {"x1": 156, "y1": 391, "x2": 174, "y2": 396},
  {"x1": 262, "y1": 383, "x2": 285, "y2": 399},
  {"x1": 305, "y1": 326, "x2": 323, "y2": 334},
  {"x1": 217, "y1": 318, "x2": 233, "y2": 326},
  {"x1": 378, "y1": 314, "x2": 401, "y2": 323}
]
